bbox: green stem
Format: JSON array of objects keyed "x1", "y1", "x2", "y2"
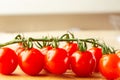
[
  {"x1": 0, "y1": 40, "x2": 22, "y2": 47},
  {"x1": 0, "y1": 38, "x2": 102, "y2": 48}
]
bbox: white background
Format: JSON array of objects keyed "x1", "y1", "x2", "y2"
[{"x1": 0, "y1": 0, "x2": 120, "y2": 15}]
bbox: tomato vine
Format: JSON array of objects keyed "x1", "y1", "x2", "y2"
[
  {"x1": 0, "y1": 32, "x2": 116, "y2": 54},
  {"x1": 0, "y1": 32, "x2": 119, "y2": 79}
]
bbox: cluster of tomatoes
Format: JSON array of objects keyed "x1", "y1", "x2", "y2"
[{"x1": 0, "y1": 35, "x2": 120, "y2": 80}]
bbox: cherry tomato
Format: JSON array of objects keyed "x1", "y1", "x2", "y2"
[
  {"x1": 44, "y1": 48, "x2": 69, "y2": 74},
  {"x1": 18, "y1": 48, "x2": 44, "y2": 76},
  {"x1": 39, "y1": 46, "x2": 52, "y2": 72},
  {"x1": 89, "y1": 47, "x2": 102, "y2": 72},
  {"x1": 70, "y1": 50, "x2": 96, "y2": 77},
  {"x1": 63, "y1": 42, "x2": 78, "y2": 69},
  {"x1": 99, "y1": 54, "x2": 120, "y2": 79},
  {"x1": 16, "y1": 47, "x2": 25, "y2": 56},
  {"x1": 40, "y1": 46, "x2": 52, "y2": 55},
  {"x1": 63, "y1": 42, "x2": 78, "y2": 56},
  {"x1": 0, "y1": 47, "x2": 18, "y2": 75}
]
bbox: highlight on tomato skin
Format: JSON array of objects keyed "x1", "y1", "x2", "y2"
[
  {"x1": 99, "y1": 54, "x2": 120, "y2": 79},
  {"x1": 0, "y1": 47, "x2": 18, "y2": 75},
  {"x1": 18, "y1": 48, "x2": 44, "y2": 76},
  {"x1": 89, "y1": 47, "x2": 102, "y2": 72},
  {"x1": 70, "y1": 50, "x2": 96, "y2": 77},
  {"x1": 44, "y1": 48, "x2": 69, "y2": 75},
  {"x1": 39, "y1": 46, "x2": 53, "y2": 72},
  {"x1": 40, "y1": 46, "x2": 52, "y2": 55},
  {"x1": 63, "y1": 42, "x2": 78, "y2": 56},
  {"x1": 62, "y1": 42, "x2": 78, "y2": 70},
  {"x1": 16, "y1": 47, "x2": 25, "y2": 56}
]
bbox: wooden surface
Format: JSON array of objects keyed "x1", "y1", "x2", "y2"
[
  {"x1": 0, "y1": 14, "x2": 116, "y2": 32},
  {"x1": 0, "y1": 67, "x2": 105, "y2": 80},
  {"x1": 0, "y1": 30, "x2": 120, "y2": 80}
]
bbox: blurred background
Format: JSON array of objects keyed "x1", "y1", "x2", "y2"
[{"x1": 0, "y1": 0, "x2": 120, "y2": 32}]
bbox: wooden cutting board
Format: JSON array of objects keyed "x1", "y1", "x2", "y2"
[{"x1": 0, "y1": 67, "x2": 106, "y2": 80}]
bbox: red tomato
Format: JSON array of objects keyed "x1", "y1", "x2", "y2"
[
  {"x1": 16, "y1": 47, "x2": 25, "y2": 56},
  {"x1": 40, "y1": 46, "x2": 52, "y2": 55},
  {"x1": 70, "y1": 50, "x2": 96, "y2": 77},
  {"x1": 89, "y1": 47, "x2": 102, "y2": 72},
  {"x1": 18, "y1": 48, "x2": 44, "y2": 76},
  {"x1": 0, "y1": 47, "x2": 18, "y2": 75},
  {"x1": 44, "y1": 48, "x2": 69, "y2": 74},
  {"x1": 63, "y1": 42, "x2": 78, "y2": 69},
  {"x1": 14, "y1": 43, "x2": 24, "y2": 56},
  {"x1": 99, "y1": 54, "x2": 120, "y2": 79},
  {"x1": 40, "y1": 46, "x2": 52, "y2": 72},
  {"x1": 63, "y1": 42, "x2": 78, "y2": 56}
]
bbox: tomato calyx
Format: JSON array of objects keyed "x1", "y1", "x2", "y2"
[
  {"x1": 35, "y1": 37, "x2": 52, "y2": 50},
  {"x1": 77, "y1": 40, "x2": 87, "y2": 52},
  {"x1": 60, "y1": 31, "x2": 75, "y2": 41},
  {"x1": 15, "y1": 34, "x2": 33, "y2": 49},
  {"x1": 100, "y1": 43, "x2": 115, "y2": 55}
]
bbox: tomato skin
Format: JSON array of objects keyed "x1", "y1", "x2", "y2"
[
  {"x1": 99, "y1": 54, "x2": 120, "y2": 79},
  {"x1": 40, "y1": 46, "x2": 52, "y2": 55},
  {"x1": 40, "y1": 46, "x2": 52, "y2": 72},
  {"x1": 70, "y1": 50, "x2": 95, "y2": 77},
  {"x1": 16, "y1": 47, "x2": 25, "y2": 56},
  {"x1": 0, "y1": 47, "x2": 18, "y2": 75},
  {"x1": 44, "y1": 48, "x2": 69, "y2": 75},
  {"x1": 18, "y1": 48, "x2": 44, "y2": 76},
  {"x1": 63, "y1": 42, "x2": 78, "y2": 69},
  {"x1": 89, "y1": 47, "x2": 102, "y2": 72},
  {"x1": 63, "y1": 42, "x2": 78, "y2": 56}
]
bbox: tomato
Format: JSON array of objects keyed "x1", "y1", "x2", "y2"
[
  {"x1": 40, "y1": 46, "x2": 52, "y2": 55},
  {"x1": 99, "y1": 54, "x2": 120, "y2": 79},
  {"x1": 0, "y1": 47, "x2": 18, "y2": 75},
  {"x1": 18, "y1": 48, "x2": 44, "y2": 76},
  {"x1": 39, "y1": 46, "x2": 52, "y2": 72},
  {"x1": 89, "y1": 47, "x2": 102, "y2": 72},
  {"x1": 63, "y1": 42, "x2": 78, "y2": 69},
  {"x1": 16, "y1": 47, "x2": 25, "y2": 56},
  {"x1": 44, "y1": 48, "x2": 69, "y2": 74},
  {"x1": 63, "y1": 42, "x2": 78, "y2": 56},
  {"x1": 70, "y1": 50, "x2": 96, "y2": 77},
  {"x1": 13, "y1": 43, "x2": 24, "y2": 56}
]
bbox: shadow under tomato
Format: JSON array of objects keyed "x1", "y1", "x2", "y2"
[
  {"x1": 30, "y1": 73, "x2": 48, "y2": 77},
  {"x1": 0, "y1": 73, "x2": 20, "y2": 76},
  {"x1": 73, "y1": 72, "x2": 105, "y2": 79}
]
